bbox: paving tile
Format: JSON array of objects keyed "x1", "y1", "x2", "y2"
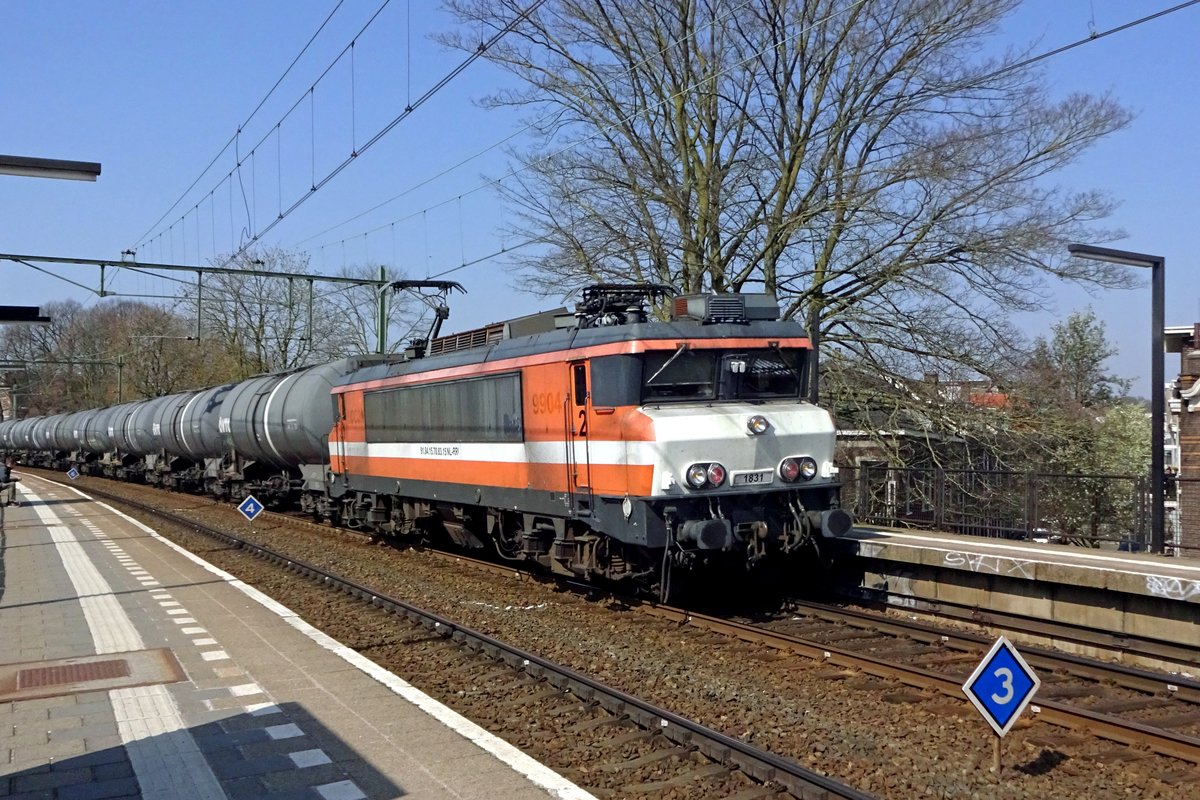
[
  {"x1": 10, "y1": 768, "x2": 93, "y2": 792},
  {"x1": 38, "y1": 738, "x2": 88, "y2": 761},
  {"x1": 83, "y1": 734, "x2": 126, "y2": 752},
  {"x1": 53, "y1": 747, "x2": 129, "y2": 769},
  {"x1": 211, "y1": 753, "x2": 294, "y2": 780},
  {"x1": 48, "y1": 700, "x2": 111, "y2": 720},
  {"x1": 260, "y1": 762, "x2": 346, "y2": 791},
  {"x1": 92, "y1": 760, "x2": 136, "y2": 782},
  {"x1": 56, "y1": 777, "x2": 142, "y2": 800},
  {"x1": 3, "y1": 789, "x2": 57, "y2": 800},
  {"x1": 5, "y1": 732, "x2": 49, "y2": 749},
  {"x1": 50, "y1": 721, "x2": 121, "y2": 743},
  {"x1": 42, "y1": 714, "x2": 87, "y2": 734},
  {"x1": 221, "y1": 775, "x2": 267, "y2": 800}
]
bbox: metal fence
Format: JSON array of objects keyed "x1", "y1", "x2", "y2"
[{"x1": 839, "y1": 464, "x2": 1165, "y2": 551}]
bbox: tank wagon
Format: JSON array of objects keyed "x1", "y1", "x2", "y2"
[{"x1": 0, "y1": 284, "x2": 849, "y2": 596}]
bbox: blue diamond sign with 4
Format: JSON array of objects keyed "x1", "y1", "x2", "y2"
[
  {"x1": 963, "y1": 636, "x2": 1040, "y2": 737},
  {"x1": 238, "y1": 495, "x2": 264, "y2": 522},
  {"x1": 66, "y1": 467, "x2": 80, "y2": 480}
]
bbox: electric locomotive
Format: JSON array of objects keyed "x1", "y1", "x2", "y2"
[
  {"x1": 0, "y1": 283, "x2": 849, "y2": 597},
  {"x1": 324, "y1": 284, "x2": 850, "y2": 594}
]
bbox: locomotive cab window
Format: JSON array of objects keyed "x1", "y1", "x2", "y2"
[
  {"x1": 573, "y1": 364, "x2": 588, "y2": 406},
  {"x1": 643, "y1": 347, "x2": 717, "y2": 401},
  {"x1": 642, "y1": 348, "x2": 805, "y2": 403},
  {"x1": 730, "y1": 350, "x2": 804, "y2": 398}
]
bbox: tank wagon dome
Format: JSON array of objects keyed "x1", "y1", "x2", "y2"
[{"x1": 222, "y1": 355, "x2": 396, "y2": 469}]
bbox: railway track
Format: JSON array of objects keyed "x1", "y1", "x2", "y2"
[
  {"x1": 364, "y1": 540, "x2": 1200, "y2": 767},
  {"x1": 834, "y1": 584, "x2": 1200, "y2": 670},
  {"x1": 34, "y1": 471, "x2": 1200, "y2": 796},
  {"x1": 64, "y1": 478, "x2": 876, "y2": 800},
  {"x1": 256, "y1": 503, "x2": 1200, "y2": 766},
  {"x1": 647, "y1": 605, "x2": 1200, "y2": 766},
  {"x1": 260, "y1": 501, "x2": 1200, "y2": 762}
]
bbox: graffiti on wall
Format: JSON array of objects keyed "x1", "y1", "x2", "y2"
[
  {"x1": 943, "y1": 551, "x2": 1035, "y2": 580},
  {"x1": 1145, "y1": 575, "x2": 1200, "y2": 602}
]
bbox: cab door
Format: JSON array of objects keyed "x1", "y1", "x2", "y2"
[{"x1": 565, "y1": 362, "x2": 593, "y2": 514}]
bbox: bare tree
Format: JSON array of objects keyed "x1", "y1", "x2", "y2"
[
  {"x1": 0, "y1": 300, "x2": 237, "y2": 413},
  {"x1": 179, "y1": 249, "x2": 421, "y2": 377},
  {"x1": 442, "y1": 0, "x2": 1133, "y2": 390}
]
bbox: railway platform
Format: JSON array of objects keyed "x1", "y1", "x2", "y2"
[
  {"x1": 831, "y1": 525, "x2": 1200, "y2": 669},
  {"x1": 0, "y1": 473, "x2": 594, "y2": 800}
]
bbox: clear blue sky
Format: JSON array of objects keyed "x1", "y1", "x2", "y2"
[{"x1": 1, "y1": 1, "x2": 1196, "y2": 395}]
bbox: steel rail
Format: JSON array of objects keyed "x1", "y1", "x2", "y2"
[
  {"x1": 641, "y1": 605, "x2": 1200, "y2": 764},
  {"x1": 81, "y1": 486, "x2": 877, "y2": 800},
  {"x1": 783, "y1": 600, "x2": 1200, "y2": 703},
  {"x1": 835, "y1": 586, "x2": 1200, "y2": 668},
  {"x1": 48, "y1": 474, "x2": 1200, "y2": 765}
]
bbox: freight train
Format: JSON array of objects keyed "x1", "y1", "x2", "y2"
[{"x1": 0, "y1": 284, "x2": 850, "y2": 598}]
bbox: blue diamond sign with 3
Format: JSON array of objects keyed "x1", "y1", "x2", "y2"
[{"x1": 963, "y1": 636, "x2": 1040, "y2": 737}]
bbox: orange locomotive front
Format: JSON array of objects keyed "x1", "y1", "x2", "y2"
[{"x1": 325, "y1": 285, "x2": 850, "y2": 598}]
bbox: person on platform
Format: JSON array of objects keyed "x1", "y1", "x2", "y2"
[{"x1": 1, "y1": 455, "x2": 19, "y2": 506}]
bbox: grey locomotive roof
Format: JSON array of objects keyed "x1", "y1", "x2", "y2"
[{"x1": 338, "y1": 318, "x2": 809, "y2": 389}]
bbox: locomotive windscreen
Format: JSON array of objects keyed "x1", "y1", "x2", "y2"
[{"x1": 642, "y1": 348, "x2": 804, "y2": 402}]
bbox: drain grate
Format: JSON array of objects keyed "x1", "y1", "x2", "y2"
[
  {"x1": 18, "y1": 659, "x2": 130, "y2": 689},
  {"x1": 0, "y1": 649, "x2": 185, "y2": 702}
]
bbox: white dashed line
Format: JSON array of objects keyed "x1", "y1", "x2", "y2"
[
  {"x1": 290, "y1": 749, "x2": 333, "y2": 768},
  {"x1": 266, "y1": 723, "x2": 304, "y2": 740},
  {"x1": 316, "y1": 780, "x2": 367, "y2": 800}
]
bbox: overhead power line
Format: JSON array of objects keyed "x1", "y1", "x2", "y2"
[
  {"x1": 218, "y1": 0, "x2": 549, "y2": 264},
  {"x1": 306, "y1": 0, "x2": 1200, "y2": 283},
  {"x1": 132, "y1": 0, "x2": 351, "y2": 249}
]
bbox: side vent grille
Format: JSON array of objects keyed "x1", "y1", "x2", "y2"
[
  {"x1": 429, "y1": 322, "x2": 507, "y2": 355},
  {"x1": 707, "y1": 296, "x2": 745, "y2": 322}
]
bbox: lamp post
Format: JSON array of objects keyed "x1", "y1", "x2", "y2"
[{"x1": 1068, "y1": 243, "x2": 1166, "y2": 554}]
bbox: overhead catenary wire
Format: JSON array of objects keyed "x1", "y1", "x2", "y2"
[
  {"x1": 132, "y1": 0, "x2": 350, "y2": 250},
  {"x1": 217, "y1": 0, "x2": 549, "y2": 266},
  {"x1": 306, "y1": 0, "x2": 1200, "y2": 283},
  {"x1": 142, "y1": 0, "x2": 397, "y2": 257},
  {"x1": 304, "y1": 0, "x2": 875, "y2": 257},
  {"x1": 291, "y1": 0, "x2": 763, "y2": 248}
]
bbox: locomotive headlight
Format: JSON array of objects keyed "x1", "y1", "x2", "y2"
[
  {"x1": 798, "y1": 457, "x2": 818, "y2": 480},
  {"x1": 686, "y1": 463, "x2": 710, "y2": 488},
  {"x1": 746, "y1": 415, "x2": 770, "y2": 435},
  {"x1": 706, "y1": 462, "x2": 727, "y2": 487},
  {"x1": 779, "y1": 457, "x2": 800, "y2": 482}
]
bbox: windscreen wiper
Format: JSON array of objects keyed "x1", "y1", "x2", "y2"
[{"x1": 646, "y1": 343, "x2": 690, "y2": 385}]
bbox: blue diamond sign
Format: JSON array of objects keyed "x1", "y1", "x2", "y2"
[
  {"x1": 963, "y1": 636, "x2": 1041, "y2": 737},
  {"x1": 237, "y1": 495, "x2": 264, "y2": 522},
  {"x1": 66, "y1": 467, "x2": 80, "y2": 480}
]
